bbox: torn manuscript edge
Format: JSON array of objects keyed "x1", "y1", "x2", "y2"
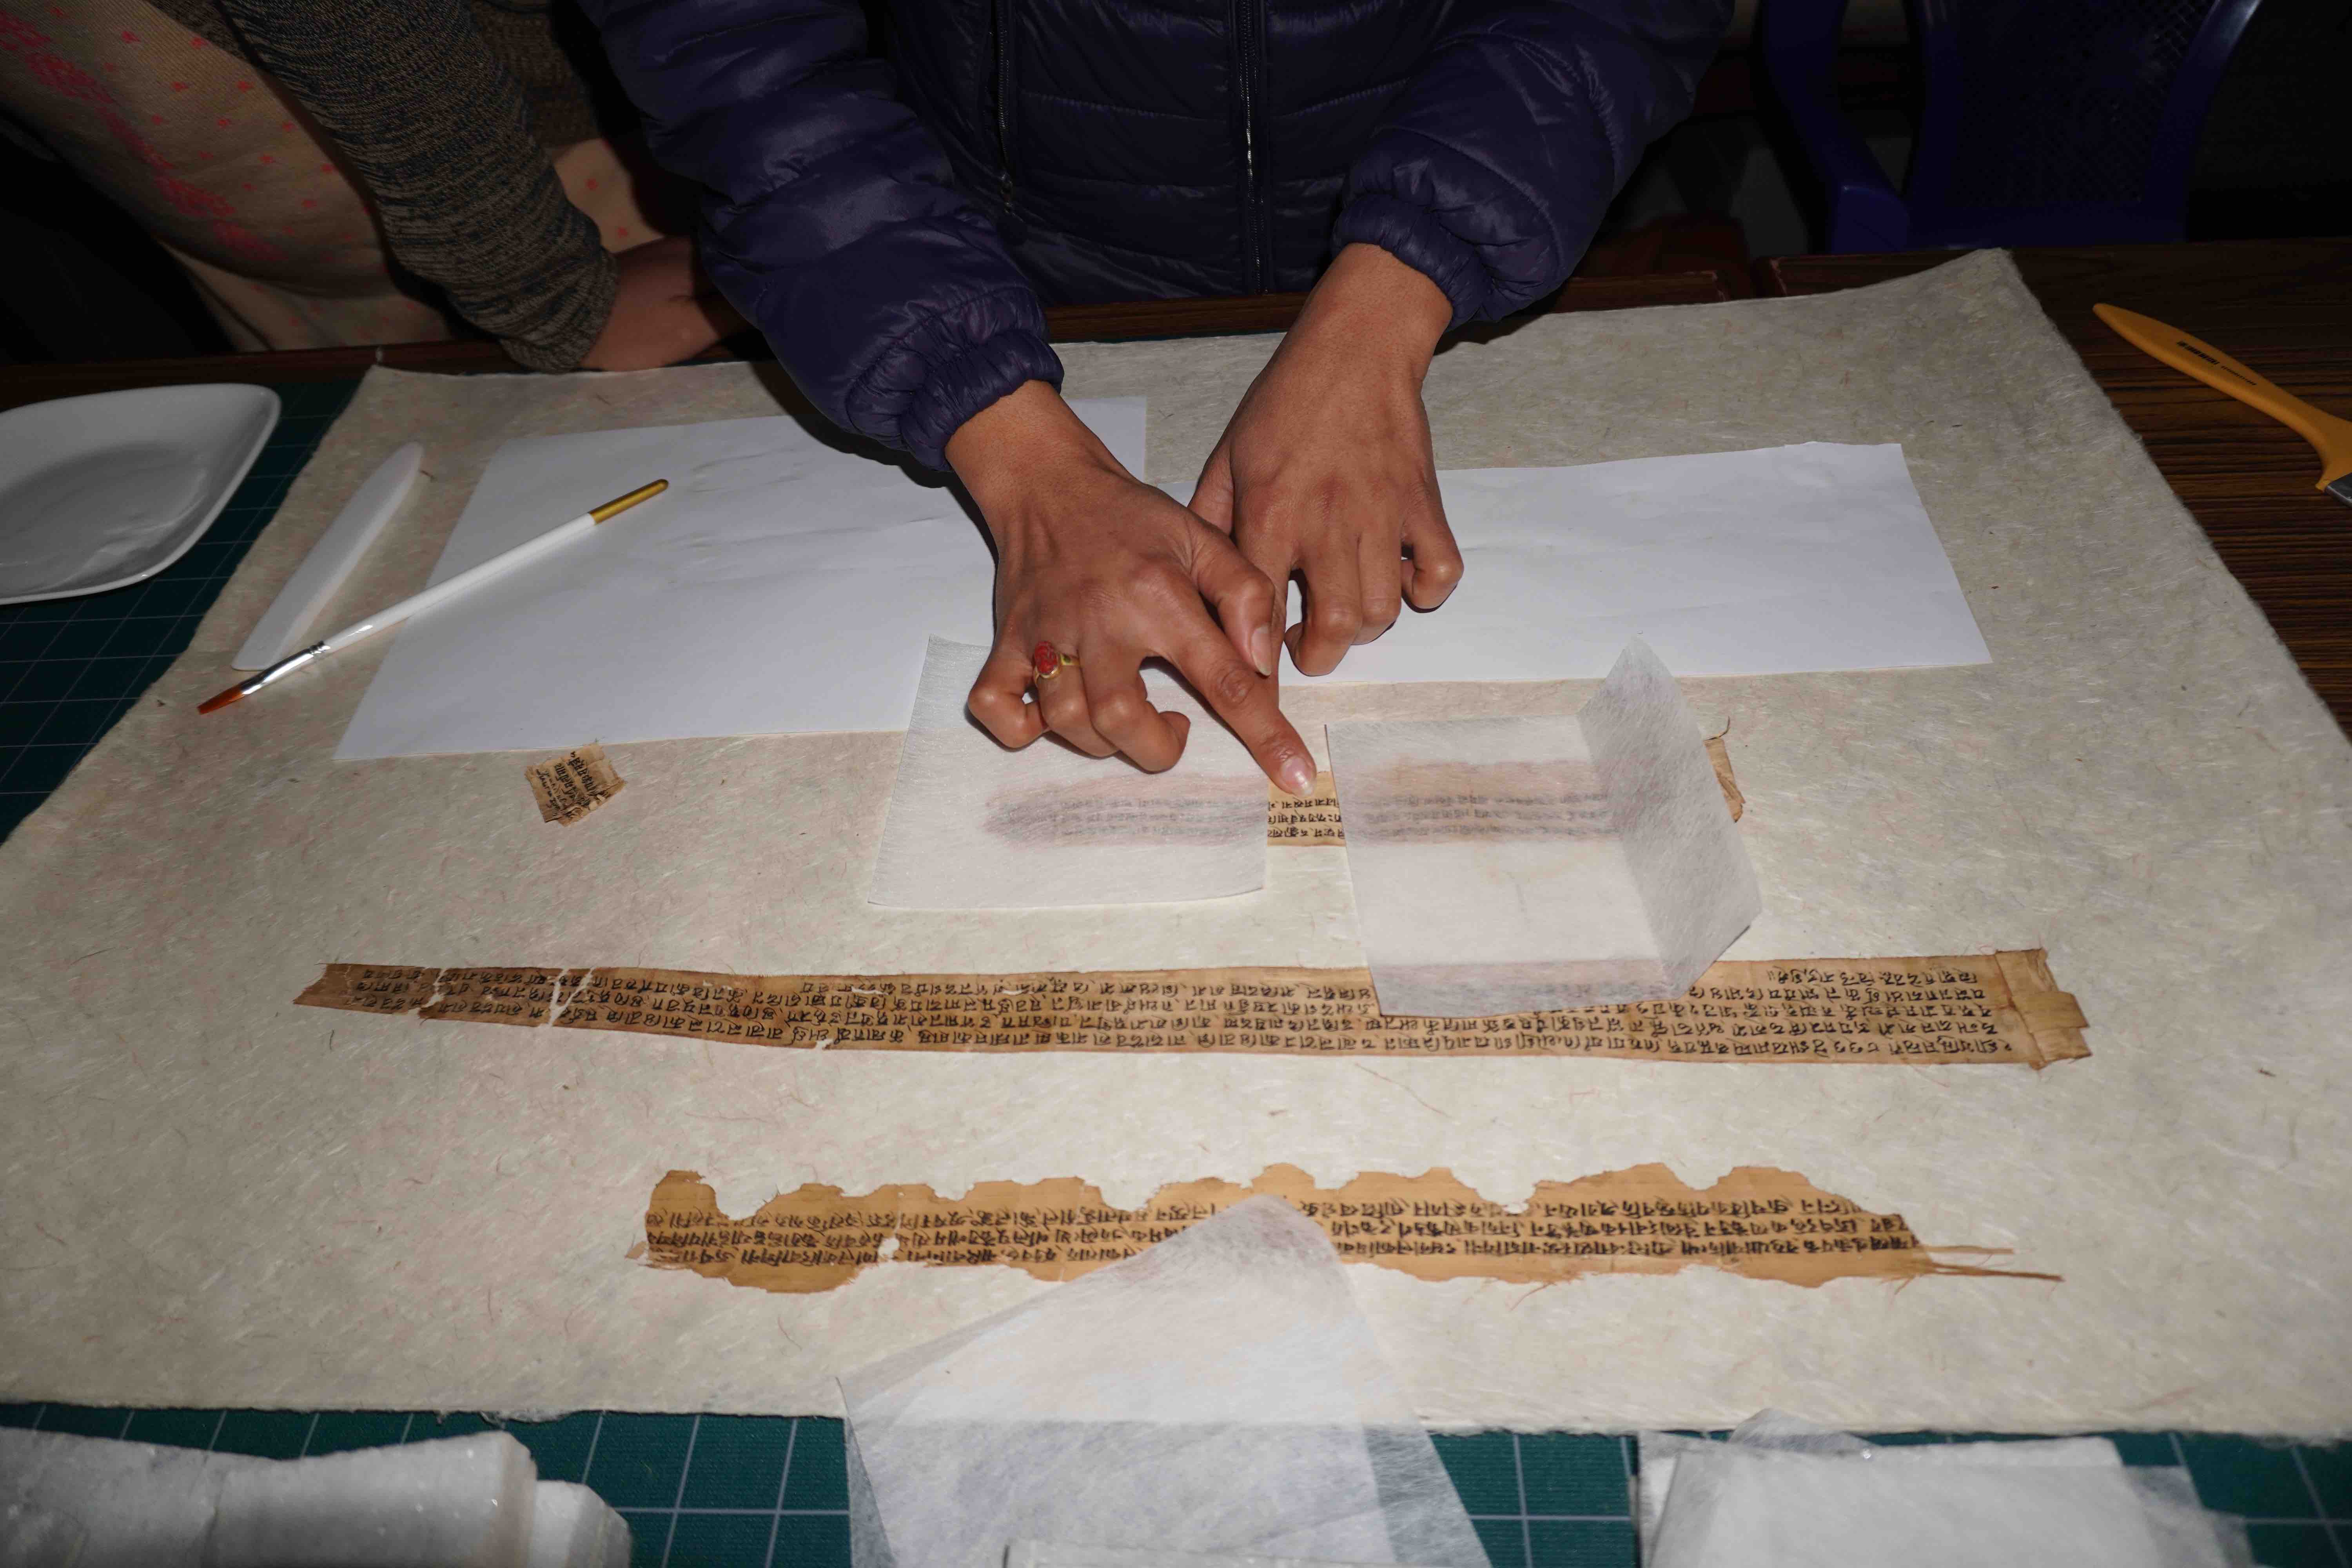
[
  {"x1": 642, "y1": 1163, "x2": 2050, "y2": 1296},
  {"x1": 294, "y1": 951, "x2": 2089, "y2": 1065}
]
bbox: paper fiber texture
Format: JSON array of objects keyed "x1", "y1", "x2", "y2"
[
  {"x1": 296, "y1": 950, "x2": 2088, "y2": 1064},
  {"x1": 1184, "y1": 441, "x2": 1991, "y2": 686},
  {"x1": 1329, "y1": 639, "x2": 1759, "y2": 1015},
  {"x1": 837, "y1": 1199, "x2": 1487, "y2": 1568},
  {"x1": 334, "y1": 399, "x2": 1145, "y2": 759},
  {"x1": 644, "y1": 1164, "x2": 2027, "y2": 1295},
  {"x1": 15, "y1": 256, "x2": 2352, "y2": 1436},
  {"x1": 869, "y1": 639, "x2": 1267, "y2": 908},
  {"x1": 523, "y1": 745, "x2": 625, "y2": 826}
]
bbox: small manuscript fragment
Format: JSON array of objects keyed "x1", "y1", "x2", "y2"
[
  {"x1": 1267, "y1": 771, "x2": 1346, "y2": 846},
  {"x1": 643, "y1": 1163, "x2": 2043, "y2": 1296},
  {"x1": 296, "y1": 951, "x2": 2090, "y2": 1065},
  {"x1": 524, "y1": 745, "x2": 624, "y2": 825},
  {"x1": 1706, "y1": 734, "x2": 1744, "y2": 822}
]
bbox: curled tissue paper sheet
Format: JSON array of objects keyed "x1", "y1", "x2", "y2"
[
  {"x1": 1639, "y1": 1413, "x2": 2252, "y2": 1568},
  {"x1": 837, "y1": 1196, "x2": 1489, "y2": 1568},
  {"x1": 867, "y1": 637, "x2": 1268, "y2": 909},
  {"x1": 1326, "y1": 637, "x2": 1759, "y2": 1017}
]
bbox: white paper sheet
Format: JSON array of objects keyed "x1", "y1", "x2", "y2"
[
  {"x1": 1327, "y1": 638, "x2": 1759, "y2": 1016},
  {"x1": 838, "y1": 1197, "x2": 1489, "y2": 1568},
  {"x1": 868, "y1": 638, "x2": 1267, "y2": 908},
  {"x1": 334, "y1": 399, "x2": 1146, "y2": 759},
  {"x1": 1228, "y1": 442, "x2": 1989, "y2": 685},
  {"x1": 341, "y1": 431, "x2": 1979, "y2": 760}
]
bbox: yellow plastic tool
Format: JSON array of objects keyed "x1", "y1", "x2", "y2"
[{"x1": 2094, "y1": 303, "x2": 2352, "y2": 509}]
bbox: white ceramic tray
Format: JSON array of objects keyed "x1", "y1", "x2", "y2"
[{"x1": 0, "y1": 383, "x2": 280, "y2": 605}]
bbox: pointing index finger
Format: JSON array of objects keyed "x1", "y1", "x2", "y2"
[{"x1": 1163, "y1": 614, "x2": 1314, "y2": 796}]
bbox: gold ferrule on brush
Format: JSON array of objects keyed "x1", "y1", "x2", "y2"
[{"x1": 590, "y1": 477, "x2": 670, "y2": 523}]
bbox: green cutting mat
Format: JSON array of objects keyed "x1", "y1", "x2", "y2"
[
  {"x1": 2, "y1": 381, "x2": 2345, "y2": 1568},
  {"x1": 2, "y1": 1403, "x2": 2345, "y2": 1567},
  {"x1": 0, "y1": 381, "x2": 356, "y2": 836}
]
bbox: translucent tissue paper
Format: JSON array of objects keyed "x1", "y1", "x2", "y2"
[
  {"x1": 838, "y1": 1197, "x2": 1488, "y2": 1568},
  {"x1": 1639, "y1": 1413, "x2": 2252, "y2": 1568},
  {"x1": 868, "y1": 637, "x2": 1269, "y2": 909},
  {"x1": 1326, "y1": 637, "x2": 1759, "y2": 1017}
]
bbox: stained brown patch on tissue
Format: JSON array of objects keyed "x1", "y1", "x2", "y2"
[
  {"x1": 642, "y1": 1163, "x2": 2049, "y2": 1295},
  {"x1": 981, "y1": 774, "x2": 1261, "y2": 845},
  {"x1": 1267, "y1": 744, "x2": 1745, "y2": 845},
  {"x1": 296, "y1": 952, "x2": 2090, "y2": 1065},
  {"x1": 1337, "y1": 759, "x2": 1614, "y2": 844}
]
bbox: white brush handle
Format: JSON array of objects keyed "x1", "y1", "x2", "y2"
[
  {"x1": 203, "y1": 478, "x2": 663, "y2": 714},
  {"x1": 318, "y1": 510, "x2": 595, "y2": 655}
]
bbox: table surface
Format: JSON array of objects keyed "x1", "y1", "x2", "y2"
[{"x1": 4, "y1": 243, "x2": 2349, "y2": 1568}]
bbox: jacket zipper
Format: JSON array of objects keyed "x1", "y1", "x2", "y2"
[
  {"x1": 993, "y1": 0, "x2": 1018, "y2": 222},
  {"x1": 1235, "y1": 0, "x2": 1266, "y2": 292}
]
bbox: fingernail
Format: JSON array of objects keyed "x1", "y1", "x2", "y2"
[
  {"x1": 1279, "y1": 756, "x2": 1314, "y2": 797},
  {"x1": 1251, "y1": 626, "x2": 1276, "y2": 677}
]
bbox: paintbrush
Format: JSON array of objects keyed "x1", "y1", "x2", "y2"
[{"x1": 200, "y1": 478, "x2": 668, "y2": 714}]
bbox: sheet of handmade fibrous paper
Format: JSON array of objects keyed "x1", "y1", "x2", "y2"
[
  {"x1": 1327, "y1": 639, "x2": 1758, "y2": 1015},
  {"x1": 1174, "y1": 442, "x2": 1990, "y2": 683},
  {"x1": 13, "y1": 254, "x2": 2352, "y2": 1437},
  {"x1": 334, "y1": 399, "x2": 1144, "y2": 759},
  {"x1": 838, "y1": 1198, "x2": 1487, "y2": 1568},
  {"x1": 1643, "y1": 1415, "x2": 2250, "y2": 1568},
  {"x1": 868, "y1": 638, "x2": 1267, "y2": 908}
]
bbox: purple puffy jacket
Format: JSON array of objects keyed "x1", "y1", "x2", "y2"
[{"x1": 583, "y1": 0, "x2": 1731, "y2": 468}]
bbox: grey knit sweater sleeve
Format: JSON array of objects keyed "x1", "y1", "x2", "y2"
[{"x1": 211, "y1": 0, "x2": 617, "y2": 370}]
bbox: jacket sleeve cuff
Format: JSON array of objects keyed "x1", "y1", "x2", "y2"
[
  {"x1": 888, "y1": 324, "x2": 1065, "y2": 472},
  {"x1": 1333, "y1": 193, "x2": 1492, "y2": 332}
]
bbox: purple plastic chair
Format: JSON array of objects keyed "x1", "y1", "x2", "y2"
[{"x1": 1760, "y1": 0, "x2": 2265, "y2": 250}]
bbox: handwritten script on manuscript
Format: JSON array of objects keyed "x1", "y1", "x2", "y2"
[
  {"x1": 298, "y1": 951, "x2": 2085, "y2": 1064},
  {"x1": 643, "y1": 1163, "x2": 2042, "y2": 1295},
  {"x1": 523, "y1": 744, "x2": 625, "y2": 825}
]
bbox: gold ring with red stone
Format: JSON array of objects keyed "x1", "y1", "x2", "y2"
[{"x1": 1031, "y1": 642, "x2": 1078, "y2": 683}]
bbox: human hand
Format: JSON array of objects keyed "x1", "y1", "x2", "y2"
[
  {"x1": 579, "y1": 235, "x2": 744, "y2": 370},
  {"x1": 947, "y1": 382, "x2": 1316, "y2": 795},
  {"x1": 1191, "y1": 243, "x2": 1463, "y2": 676}
]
